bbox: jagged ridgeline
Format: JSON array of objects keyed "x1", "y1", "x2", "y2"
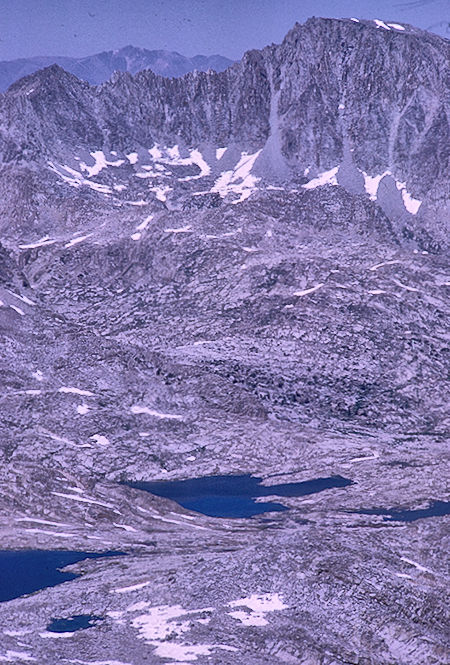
[{"x1": 0, "y1": 17, "x2": 448, "y2": 249}]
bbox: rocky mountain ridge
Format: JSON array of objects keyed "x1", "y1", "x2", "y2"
[
  {"x1": 0, "y1": 44, "x2": 234, "y2": 92},
  {"x1": 1, "y1": 17, "x2": 448, "y2": 249}
]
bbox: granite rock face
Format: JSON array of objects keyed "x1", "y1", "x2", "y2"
[{"x1": 0, "y1": 17, "x2": 448, "y2": 665}]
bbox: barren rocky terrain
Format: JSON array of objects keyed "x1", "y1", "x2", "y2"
[{"x1": 0, "y1": 17, "x2": 448, "y2": 665}]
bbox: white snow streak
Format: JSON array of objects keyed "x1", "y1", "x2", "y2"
[
  {"x1": 130, "y1": 405, "x2": 183, "y2": 420},
  {"x1": 368, "y1": 260, "x2": 401, "y2": 271},
  {"x1": 10, "y1": 304, "x2": 25, "y2": 316},
  {"x1": 65, "y1": 234, "x2": 92, "y2": 248},
  {"x1": 58, "y1": 386, "x2": 94, "y2": 396},
  {"x1": 0, "y1": 651, "x2": 36, "y2": 662},
  {"x1": 136, "y1": 215, "x2": 153, "y2": 231},
  {"x1": 114, "y1": 581, "x2": 150, "y2": 594},
  {"x1": 294, "y1": 284, "x2": 324, "y2": 297},
  {"x1": 400, "y1": 557, "x2": 433, "y2": 574},
  {"x1": 349, "y1": 451, "x2": 380, "y2": 462},
  {"x1": 392, "y1": 279, "x2": 419, "y2": 292},
  {"x1": 9, "y1": 291, "x2": 36, "y2": 306},
  {"x1": 24, "y1": 528, "x2": 74, "y2": 538},
  {"x1": 51, "y1": 491, "x2": 117, "y2": 510},
  {"x1": 19, "y1": 237, "x2": 56, "y2": 249},
  {"x1": 164, "y1": 225, "x2": 192, "y2": 234}
]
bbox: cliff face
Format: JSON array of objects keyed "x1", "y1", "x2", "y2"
[{"x1": 1, "y1": 18, "x2": 448, "y2": 191}]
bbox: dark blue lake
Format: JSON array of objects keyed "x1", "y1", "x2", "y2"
[
  {"x1": 0, "y1": 550, "x2": 124, "y2": 602},
  {"x1": 357, "y1": 500, "x2": 450, "y2": 522},
  {"x1": 125, "y1": 474, "x2": 353, "y2": 518},
  {"x1": 47, "y1": 614, "x2": 103, "y2": 633}
]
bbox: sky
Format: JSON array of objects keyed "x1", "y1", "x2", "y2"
[{"x1": 0, "y1": 0, "x2": 448, "y2": 61}]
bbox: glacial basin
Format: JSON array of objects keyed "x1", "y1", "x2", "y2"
[{"x1": 125, "y1": 474, "x2": 353, "y2": 518}]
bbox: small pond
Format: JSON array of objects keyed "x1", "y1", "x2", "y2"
[
  {"x1": 47, "y1": 614, "x2": 103, "y2": 633},
  {"x1": 356, "y1": 500, "x2": 449, "y2": 522},
  {"x1": 0, "y1": 550, "x2": 124, "y2": 602},
  {"x1": 125, "y1": 473, "x2": 353, "y2": 518}
]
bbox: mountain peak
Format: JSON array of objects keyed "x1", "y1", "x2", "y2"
[
  {"x1": 0, "y1": 48, "x2": 234, "y2": 92},
  {"x1": 5, "y1": 63, "x2": 86, "y2": 95}
]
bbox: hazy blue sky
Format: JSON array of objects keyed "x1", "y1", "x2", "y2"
[{"x1": 1, "y1": 0, "x2": 448, "y2": 60}]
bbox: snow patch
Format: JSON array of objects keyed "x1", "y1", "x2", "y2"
[
  {"x1": 216, "y1": 147, "x2": 227, "y2": 160},
  {"x1": 0, "y1": 651, "x2": 36, "y2": 662},
  {"x1": 126, "y1": 152, "x2": 138, "y2": 165},
  {"x1": 136, "y1": 215, "x2": 153, "y2": 231},
  {"x1": 131, "y1": 605, "x2": 191, "y2": 641},
  {"x1": 228, "y1": 593, "x2": 288, "y2": 627},
  {"x1": 212, "y1": 150, "x2": 262, "y2": 204},
  {"x1": 152, "y1": 643, "x2": 235, "y2": 662},
  {"x1": 374, "y1": 19, "x2": 391, "y2": 30},
  {"x1": 395, "y1": 181, "x2": 422, "y2": 214},
  {"x1": 303, "y1": 167, "x2": 339, "y2": 189},
  {"x1": 149, "y1": 185, "x2": 172, "y2": 202},
  {"x1": 79, "y1": 151, "x2": 125, "y2": 177},
  {"x1": 387, "y1": 23, "x2": 405, "y2": 31},
  {"x1": 90, "y1": 434, "x2": 110, "y2": 446},
  {"x1": 361, "y1": 170, "x2": 391, "y2": 200}
]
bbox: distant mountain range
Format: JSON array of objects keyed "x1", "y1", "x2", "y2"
[{"x1": 0, "y1": 45, "x2": 234, "y2": 91}]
